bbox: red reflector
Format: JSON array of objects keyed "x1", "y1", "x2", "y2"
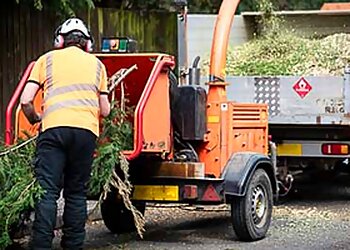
[
  {"x1": 202, "y1": 184, "x2": 221, "y2": 202},
  {"x1": 322, "y1": 144, "x2": 349, "y2": 155}
]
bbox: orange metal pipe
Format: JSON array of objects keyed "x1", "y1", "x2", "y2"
[
  {"x1": 208, "y1": 0, "x2": 241, "y2": 103},
  {"x1": 199, "y1": 0, "x2": 241, "y2": 177},
  {"x1": 209, "y1": 0, "x2": 240, "y2": 82}
]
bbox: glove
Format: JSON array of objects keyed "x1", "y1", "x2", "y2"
[{"x1": 21, "y1": 102, "x2": 42, "y2": 125}]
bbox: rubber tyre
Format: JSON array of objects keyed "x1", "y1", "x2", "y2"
[
  {"x1": 101, "y1": 192, "x2": 145, "y2": 234},
  {"x1": 230, "y1": 168, "x2": 273, "y2": 241}
]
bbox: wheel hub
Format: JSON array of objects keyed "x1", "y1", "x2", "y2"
[{"x1": 251, "y1": 186, "x2": 267, "y2": 227}]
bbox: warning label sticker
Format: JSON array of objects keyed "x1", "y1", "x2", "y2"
[{"x1": 293, "y1": 77, "x2": 312, "y2": 99}]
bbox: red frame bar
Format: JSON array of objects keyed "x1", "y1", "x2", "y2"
[
  {"x1": 5, "y1": 61, "x2": 35, "y2": 146},
  {"x1": 126, "y1": 57, "x2": 174, "y2": 160}
]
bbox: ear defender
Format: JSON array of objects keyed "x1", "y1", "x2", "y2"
[
  {"x1": 85, "y1": 31, "x2": 94, "y2": 52},
  {"x1": 53, "y1": 25, "x2": 64, "y2": 49},
  {"x1": 85, "y1": 39, "x2": 93, "y2": 52},
  {"x1": 54, "y1": 34, "x2": 65, "y2": 49}
]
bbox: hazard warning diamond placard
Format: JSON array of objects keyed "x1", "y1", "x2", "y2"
[{"x1": 293, "y1": 77, "x2": 312, "y2": 99}]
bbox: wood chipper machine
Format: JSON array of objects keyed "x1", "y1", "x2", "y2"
[{"x1": 5, "y1": 0, "x2": 277, "y2": 242}]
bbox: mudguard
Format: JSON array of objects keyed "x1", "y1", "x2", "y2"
[{"x1": 223, "y1": 152, "x2": 277, "y2": 197}]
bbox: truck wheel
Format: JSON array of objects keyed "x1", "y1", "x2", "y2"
[
  {"x1": 230, "y1": 168, "x2": 273, "y2": 241},
  {"x1": 101, "y1": 192, "x2": 145, "y2": 234}
]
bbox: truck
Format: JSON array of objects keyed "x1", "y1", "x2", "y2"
[
  {"x1": 5, "y1": 0, "x2": 277, "y2": 241},
  {"x1": 176, "y1": 2, "x2": 350, "y2": 195},
  {"x1": 224, "y1": 72, "x2": 350, "y2": 194}
]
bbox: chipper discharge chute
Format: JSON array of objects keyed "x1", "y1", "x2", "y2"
[{"x1": 5, "y1": 0, "x2": 277, "y2": 242}]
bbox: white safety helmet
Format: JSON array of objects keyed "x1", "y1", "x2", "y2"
[
  {"x1": 60, "y1": 18, "x2": 90, "y2": 38},
  {"x1": 54, "y1": 17, "x2": 93, "y2": 51}
]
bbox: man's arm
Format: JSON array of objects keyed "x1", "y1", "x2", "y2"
[
  {"x1": 98, "y1": 62, "x2": 111, "y2": 117},
  {"x1": 99, "y1": 94, "x2": 111, "y2": 118},
  {"x1": 20, "y1": 82, "x2": 41, "y2": 125},
  {"x1": 20, "y1": 55, "x2": 45, "y2": 125}
]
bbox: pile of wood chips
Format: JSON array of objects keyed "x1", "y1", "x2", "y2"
[{"x1": 203, "y1": 33, "x2": 350, "y2": 77}]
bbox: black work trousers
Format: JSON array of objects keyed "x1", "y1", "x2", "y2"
[{"x1": 31, "y1": 127, "x2": 96, "y2": 250}]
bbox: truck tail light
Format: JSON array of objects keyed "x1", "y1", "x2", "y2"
[{"x1": 322, "y1": 144, "x2": 349, "y2": 155}]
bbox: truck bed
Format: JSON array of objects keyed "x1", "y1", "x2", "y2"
[{"x1": 220, "y1": 76, "x2": 350, "y2": 125}]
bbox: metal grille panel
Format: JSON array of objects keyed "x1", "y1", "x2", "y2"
[{"x1": 254, "y1": 77, "x2": 280, "y2": 117}]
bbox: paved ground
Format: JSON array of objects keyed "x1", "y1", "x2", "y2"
[{"x1": 15, "y1": 173, "x2": 350, "y2": 250}]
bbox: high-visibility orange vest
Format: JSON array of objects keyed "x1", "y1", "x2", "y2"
[{"x1": 27, "y1": 46, "x2": 108, "y2": 136}]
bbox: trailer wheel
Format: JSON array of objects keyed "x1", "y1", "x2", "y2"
[
  {"x1": 230, "y1": 168, "x2": 273, "y2": 241},
  {"x1": 101, "y1": 192, "x2": 145, "y2": 234}
]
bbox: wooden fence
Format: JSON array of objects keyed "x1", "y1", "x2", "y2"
[{"x1": 0, "y1": 2, "x2": 177, "y2": 135}]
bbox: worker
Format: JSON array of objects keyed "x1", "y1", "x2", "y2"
[{"x1": 20, "y1": 17, "x2": 110, "y2": 249}]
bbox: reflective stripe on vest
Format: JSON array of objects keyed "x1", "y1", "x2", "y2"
[
  {"x1": 43, "y1": 98, "x2": 99, "y2": 118},
  {"x1": 46, "y1": 53, "x2": 53, "y2": 90},
  {"x1": 95, "y1": 61, "x2": 102, "y2": 87},
  {"x1": 44, "y1": 83, "x2": 98, "y2": 103}
]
